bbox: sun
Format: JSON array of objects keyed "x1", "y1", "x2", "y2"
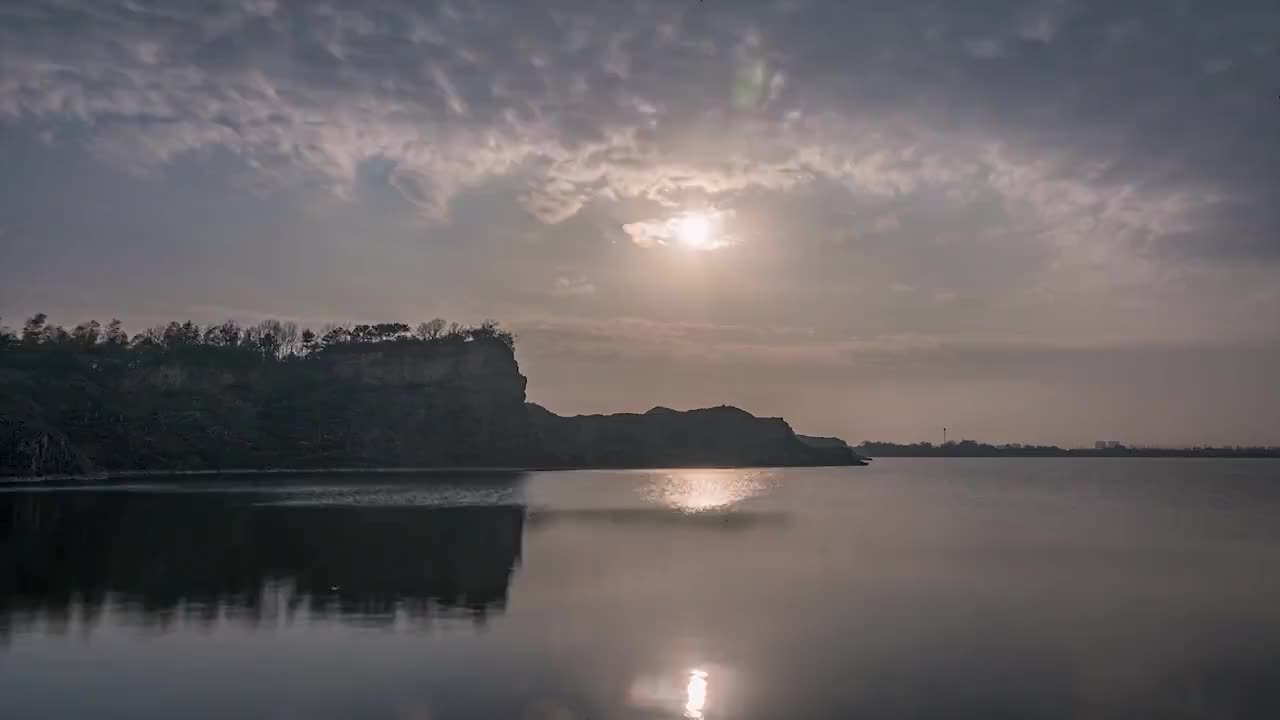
[{"x1": 672, "y1": 211, "x2": 718, "y2": 250}]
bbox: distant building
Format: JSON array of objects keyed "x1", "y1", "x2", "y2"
[
  {"x1": 1107, "y1": 440, "x2": 1123, "y2": 449},
  {"x1": 1095, "y1": 441, "x2": 1108, "y2": 450}
]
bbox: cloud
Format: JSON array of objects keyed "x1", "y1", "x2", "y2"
[
  {"x1": 550, "y1": 275, "x2": 596, "y2": 297},
  {"x1": 620, "y1": 217, "x2": 674, "y2": 249},
  {"x1": 622, "y1": 209, "x2": 736, "y2": 250},
  {"x1": 3, "y1": 0, "x2": 1269, "y2": 256},
  {"x1": 0, "y1": 0, "x2": 1277, "y2": 343}
]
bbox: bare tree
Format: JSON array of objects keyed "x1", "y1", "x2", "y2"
[
  {"x1": 279, "y1": 321, "x2": 300, "y2": 357},
  {"x1": 255, "y1": 319, "x2": 287, "y2": 359},
  {"x1": 416, "y1": 318, "x2": 447, "y2": 340}
]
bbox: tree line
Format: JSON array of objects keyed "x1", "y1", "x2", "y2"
[
  {"x1": 0, "y1": 314, "x2": 515, "y2": 361},
  {"x1": 856, "y1": 440, "x2": 1280, "y2": 458}
]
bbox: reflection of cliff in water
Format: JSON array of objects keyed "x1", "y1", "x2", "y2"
[{"x1": 0, "y1": 479, "x2": 526, "y2": 633}]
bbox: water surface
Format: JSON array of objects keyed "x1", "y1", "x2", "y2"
[{"x1": 3, "y1": 459, "x2": 1280, "y2": 719}]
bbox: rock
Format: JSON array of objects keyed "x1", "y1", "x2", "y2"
[
  {"x1": 1, "y1": 337, "x2": 866, "y2": 474},
  {"x1": 527, "y1": 403, "x2": 868, "y2": 467}
]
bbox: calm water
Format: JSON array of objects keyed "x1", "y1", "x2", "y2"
[{"x1": 3, "y1": 459, "x2": 1280, "y2": 719}]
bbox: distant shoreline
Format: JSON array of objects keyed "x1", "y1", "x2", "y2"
[
  {"x1": 858, "y1": 450, "x2": 1280, "y2": 459},
  {"x1": 855, "y1": 440, "x2": 1280, "y2": 459}
]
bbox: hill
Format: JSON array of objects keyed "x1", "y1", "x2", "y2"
[{"x1": 0, "y1": 315, "x2": 866, "y2": 476}]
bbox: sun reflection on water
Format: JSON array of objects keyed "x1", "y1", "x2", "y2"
[
  {"x1": 685, "y1": 669, "x2": 709, "y2": 718},
  {"x1": 646, "y1": 470, "x2": 771, "y2": 513},
  {"x1": 627, "y1": 665, "x2": 724, "y2": 718}
]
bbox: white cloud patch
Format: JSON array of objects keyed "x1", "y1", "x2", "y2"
[
  {"x1": 550, "y1": 275, "x2": 596, "y2": 297},
  {"x1": 622, "y1": 209, "x2": 736, "y2": 250}
]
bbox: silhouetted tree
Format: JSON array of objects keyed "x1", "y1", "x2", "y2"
[
  {"x1": 320, "y1": 325, "x2": 350, "y2": 346},
  {"x1": 2, "y1": 313, "x2": 513, "y2": 358},
  {"x1": 469, "y1": 320, "x2": 516, "y2": 350},
  {"x1": 253, "y1": 320, "x2": 294, "y2": 359},
  {"x1": 279, "y1": 321, "x2": 300, "y2": 357},
  {"x1": 71, "y1": 320, "x2": 101, "y2": 348},
  {"x1": 44, "y1": 323, "x2": 71, "y2": 345},
  {"x1": 131, "y1": 328, "x2": 160, "y2": 347},
  {"x1": 416, "y1": 318, "x2": 446, "y2": 340},
  {"x1": 105, "y1": 319, "x2": 128, "y2": 346},
  {"x1": 255, "y1": 330, "x2": 280, "y2": 359},
  {"x1": 372, "y1": 322, "x2": 411, "y2": 342},
  {"x1": 160, "y1": 321, "x2": 202, "y2": 349},
  {"x1": 213, "y1": 321, "x2": 243, "y2": 347},
  {"x1": 21, "y1": 314, "x2": 48, "y2": 345}
]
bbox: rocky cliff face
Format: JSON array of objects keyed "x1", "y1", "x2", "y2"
[
  {"x1": 0, "y1": 338, "x2": 533, "y2": 475},
  {"x1": 290, "y1": 339, "x2": 533, "y2": 467},
  {"x1": 527, "y1": 404, "x2": 868, "y2": 468}
]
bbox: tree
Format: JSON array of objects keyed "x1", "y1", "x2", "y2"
[
  {"x1": 253, "y1": 319, "x2": 298, "y2": 358},
  {"x1": 253, "y1": 320, "x2": 283, "y2": 359},
  {"x1": 45, "y1": 324, "x2": 72, "y2": 345},
  {"x1": 372, "y1": 322, "x2": 410, "y2": 342},
  {"x1": 0, "y1": 317, "x2": 15, "y2": 346},
  {"x1": 133, "y1": 326, "x2": 165, "y2": 347},
  {"x1": 416, "y1": 318, "x2": 447, "y2": 341},
  {"x1": 320, "y1": 325, "x2": 351, "y2": 347},
  {"x1": 21, "y1": 314, "x2": 48, "y2": 345},
  {"x1": 469, "y1": 320, "x2": 516, "y2": 349},
  {"x1": 71, "y1": 320, "x2": 102, "y2": 348},
  {"x1": 105, "y1": 319, "x2": 128, "y2": 346},
  {"x1": 161, "y1": 321, "x2": 200, "y2": 349},
  {"x1": 0, "y1": 313, "x2": 518, "y2": 361},
  {"x1": 279, "y1": 321, "x2": 300, "y2": 357},
  {"x1": 213, "y1": 321, "x2": 242, "y2": 347},
  {"x1": 179, "y1": 320, "x2": 201, "y2": 345}
]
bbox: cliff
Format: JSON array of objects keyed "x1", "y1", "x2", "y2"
[
  {"x1": 527, "y1": 404, "x2": 868, "y2": 468},
  {"x1": 1, "y1": 332, "x2": 864, "y2": 475},
  {"x1": 0, "y1": 337, "x2": 532, "y2": 475}
]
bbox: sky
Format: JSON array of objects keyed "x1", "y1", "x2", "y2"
[{"x1": 2, "y1": 0, "x2": 1279, "y2": 447}]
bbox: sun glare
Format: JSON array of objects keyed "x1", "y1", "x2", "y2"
[
  {"x1": 672, "y1": 212, "x2": 718, "y2": 250},
  {"x1": 685, "y1": 669, "x2": 709, "y2": 719}
]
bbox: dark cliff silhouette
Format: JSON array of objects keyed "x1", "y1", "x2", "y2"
[
  {"x1": 0, "y1": 316, "x2": 529, "y2": 475},
  {"x1": 528, "y1": 404, "x2": 867, "y2": 468},
  {"x1": 0, "y1": 314, "x2": 865, "y2": 476},
  {"x1": 0, "y1": 474, "x2": 527, "y2": 632}
]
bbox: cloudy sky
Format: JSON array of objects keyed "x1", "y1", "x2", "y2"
[{"x1": 2, "y1": 0, "x2": 1279, "y2": 446}]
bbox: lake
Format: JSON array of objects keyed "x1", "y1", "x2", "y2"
[{"x1": 3, "y1": 459, "x2": 1280, "y2": 719}]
